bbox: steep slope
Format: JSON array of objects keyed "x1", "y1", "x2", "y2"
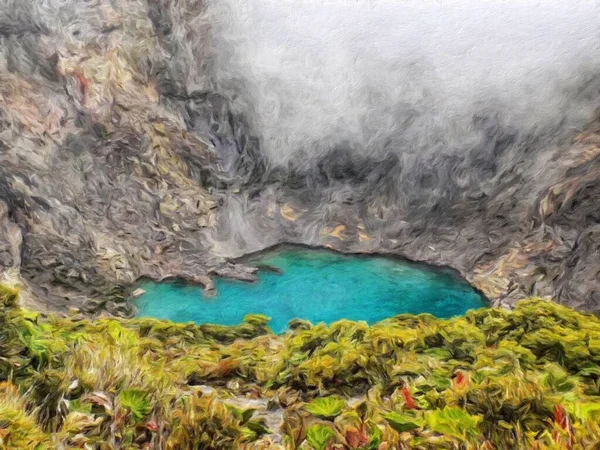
[
  {"x1": 0, "y1": 0, "x2": 261, "y2": 314},
  {"x1": 0, "y1": 0, "x2": 599, "y2": 314}
]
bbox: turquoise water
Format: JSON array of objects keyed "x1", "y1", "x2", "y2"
[{"x1": 134, "y1": 247, "x2": 486, "y2": 333}]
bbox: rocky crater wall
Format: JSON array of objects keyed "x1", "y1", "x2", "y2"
[{"x1": 0, "y1": 0, "x2": 600, "y2": 315}]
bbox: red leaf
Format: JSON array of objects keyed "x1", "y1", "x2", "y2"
[
  {"x1": 553, "y1": 405, "x2": 574, "y2": 450},
  {"x1": 400, "y1": 386, "x2": 417, "y2": 410},
  {"x1": 552, "y1": 430, "x2": 560, "y2": 443},
  {"x1": 453, "y1": 371, "x2": 468, "y2": 389},
  {"x1": 345, "y1": 427, "x2": 369, "y2": 449},
  {"x1": 554, "y1": 404, "x2": 567, "y2": 430}
]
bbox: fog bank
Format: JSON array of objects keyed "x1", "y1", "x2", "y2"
[{"x1": 207, "y1": 0, "x2": 600, "y2": 167}]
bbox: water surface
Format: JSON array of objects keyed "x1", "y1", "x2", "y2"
[{"x1": 134, "y1": 247, "x2": 486, "y2": 333}]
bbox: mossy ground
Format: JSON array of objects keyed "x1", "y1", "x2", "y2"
[{"x1": 1, "y1": 284, "x2": 600, "y2": 449}]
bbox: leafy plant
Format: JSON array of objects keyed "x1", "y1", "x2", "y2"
[
  {"x1": 226, "y1": 404, "x2": 257, "y2": 424},
  {"x1": 0, "y1": 382, "x2": 51, "y2": 449},
  {"x1": 305, "y1": 395, "x2": 347, "y2": 420},
  {"x1": 382, "y1": 411, "x2": 420, "y2": 433},
  {"x1": 3, "y1": 285, "x2": 600, "y2": 449},
  {"x1": 119, "y1": 389, "x2": 151, "y2": 420},
  {"x1": 226, "y1": 405, "x2": 271, "y2": 439},
  {"x1": 425, "y1": 407, "x2": 482, "y2": 439},
  {"x1": 306, "y1": 423, "x2": 336, "y2": 450},
  {"x1": 0, "y1": 285, "x2": 19, "y2": 307},
  {"x1": 245, "y1": 418, "x2": 271, "y2": 438}
]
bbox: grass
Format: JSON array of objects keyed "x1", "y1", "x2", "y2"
[{"x1": 1, "y1": 284, "x2": 600, "y2": 448}]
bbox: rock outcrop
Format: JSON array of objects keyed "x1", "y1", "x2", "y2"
[{"x1": 0, "y1": 0, "x2": 241, "y2": 314}]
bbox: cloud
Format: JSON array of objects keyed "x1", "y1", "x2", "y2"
[{"x1": 206, "y1": 0, "x2": 600, "y2": 168}]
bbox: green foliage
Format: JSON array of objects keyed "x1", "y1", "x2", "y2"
[
  {"x1": 0, "y1": 382, "x2": 51, "y2": 449},
  {"x1": 382, "y1": 411, "x2": 420, "y2": 433},
  {"x1": 119, "y1": 389, "x2": 151, "y2": 420},
  {"x1": 0, "y1": 284, "x2": 19, "y2": 307},
  {"x1": 305, "y1": 423, "x2": 336, "y2": 450},
  {"x1": 2, "y1": 285, "x2": 600, "y2": 448},
  {"x1": 167, "y1": 394, "x2": 246, "y2": 449},
  {"x1": 425, "y1": 406, "x2": 482, "y2": 439},
  {"x1": 243, "y1": 313, "x2": 271, "y2": 327},
  {"x1": 304, "y1": 395, "x2": 346, "y2": 420},
  {"x1": 226, "y1": 404, "x2": 272, "y2": 439},
  {"x1": 245, "y1": 418, "x2": 271, "y2": 439},
  {"x1": 226, "y1": 404, "x2": 257, "y2": 424}
]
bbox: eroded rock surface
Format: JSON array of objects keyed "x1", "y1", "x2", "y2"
[{"x1": 0, "y1": 0, "x2": 245, "y2": 314}]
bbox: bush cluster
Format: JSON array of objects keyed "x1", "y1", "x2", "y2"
[{"x1": 1, "y1": 284, "x2": 600, "y2": 449}]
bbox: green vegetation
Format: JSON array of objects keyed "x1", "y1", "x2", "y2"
[
  {"x1": 304, "y1": 396, "x2": 347, "y2": 420},
  {"x1": 2, "y1": 284, "x2": 600, "y2": 449}
]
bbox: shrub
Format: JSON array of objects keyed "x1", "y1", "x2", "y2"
[{"x1": 1, "y1": 286, "x2": 600, "y2": 448}]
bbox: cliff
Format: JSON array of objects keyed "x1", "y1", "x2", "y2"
[{"x1": 0, "y1": 0, "x2": 599, "y2": 315}]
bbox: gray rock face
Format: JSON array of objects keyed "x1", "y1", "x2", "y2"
[
  {"x1": 211, "y1": 127, "x2": 600, "y2": 313},
  {"x1": 0, "y1": 0, "x2": 232, "y2": 314},
  {"x1": 0, "y1": 0, "x2": 599, "y2": 315}
]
